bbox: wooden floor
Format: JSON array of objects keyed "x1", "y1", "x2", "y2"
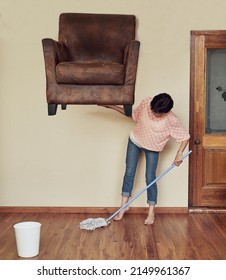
[{"x1": 0, "y1": 212, "x2": 225, "y2": 260}]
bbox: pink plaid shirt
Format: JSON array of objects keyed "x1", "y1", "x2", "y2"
[{"x1": 131, "y1": 97, "x2": 190, "y2": 151}]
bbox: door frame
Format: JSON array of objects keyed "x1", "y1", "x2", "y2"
[{"x1": 189, "y1": 30, "x2": 226, "y2": 210}]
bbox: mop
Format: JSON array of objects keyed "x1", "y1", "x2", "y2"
[{"x1": 80, "y1": 150, "x2": 192, "y2": 230}]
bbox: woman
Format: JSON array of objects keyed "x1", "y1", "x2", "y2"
[{"x1": 103, "y1": 93, "x2": 190, "y2": 225}]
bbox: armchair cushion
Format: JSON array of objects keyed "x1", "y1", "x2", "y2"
[{"x1": 56, "y1": 61, "x2": 125, "y2": 85}]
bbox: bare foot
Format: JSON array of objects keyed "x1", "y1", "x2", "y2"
[
  {"x1": 114, "y1": 196, "x2": 130, "y2": 221},
  {"x1": 113, "y1": 206, "x2": 129, "y2": 221},
  {"x1": 144, "y1": 214, "x2": 155, "y2": 225}
]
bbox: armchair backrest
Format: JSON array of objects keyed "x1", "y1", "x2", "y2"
[{"x1": 59, "y1": 13, "x2": 136, "y2": 63}]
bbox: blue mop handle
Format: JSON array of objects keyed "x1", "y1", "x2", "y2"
[{"x1": 106, "y1": 150, "x2": 192, "y2": 222}]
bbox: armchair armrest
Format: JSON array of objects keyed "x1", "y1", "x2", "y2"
[
  {"x1": 42, "y1": 39, "x2": 68, "y2": 81},
  {"x1": 123, "y1": 40, "x2": 140, "y2": 85},
  {"x1": 42, "y1": 38, "x2": 68, "y2": 64}
]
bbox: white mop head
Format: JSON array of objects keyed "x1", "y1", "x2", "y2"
[{"x1": 80, "y1": 217, "x2": 109, "y2": 230}]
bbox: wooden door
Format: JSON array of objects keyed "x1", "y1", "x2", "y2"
[{"x1": 189, "y1": 31, "x2": 226, "y2": 208}]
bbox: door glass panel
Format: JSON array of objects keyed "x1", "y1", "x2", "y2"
[{"x1": 206, "y1": 49, "x2": 226, "y2": 134}]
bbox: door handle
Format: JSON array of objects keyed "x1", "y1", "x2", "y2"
[{"x1": 194, "y1": 139, "x2": 200, "y2": 145}]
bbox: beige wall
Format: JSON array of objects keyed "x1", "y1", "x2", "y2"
[{"x1": 0, "y1": 0, "x2": 226, "y2": 208}]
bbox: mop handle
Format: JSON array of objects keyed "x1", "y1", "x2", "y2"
[{"x1": 106, "y1": 150, "x2": 192, "y2": 222}]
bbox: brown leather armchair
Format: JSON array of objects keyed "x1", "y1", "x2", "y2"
[{"x1": 42, "y1": 13, "x2": 140, "y2": 116}]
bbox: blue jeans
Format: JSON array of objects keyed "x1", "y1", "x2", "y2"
[{"x1": 122, "y1": 138, "x2": 159, "y2": 205}]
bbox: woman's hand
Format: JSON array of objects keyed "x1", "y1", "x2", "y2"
[
  {"x1": 173, "y1": 139, "x2": 189, "y2": 166},
  {"x1": 98, "y1": 105, "x2": 129, "y2": 116},
  {"x1": 173, "y1": 152, "x2": 183, "y2": 166}
]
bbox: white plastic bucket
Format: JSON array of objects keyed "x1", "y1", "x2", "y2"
[{"x1": 13, "y1": 221, "x2": 41, "y2": 258}]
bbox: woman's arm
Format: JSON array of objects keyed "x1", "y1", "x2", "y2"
[
  {"x1": 173, "y1": 139, "x2": 189, "y2": 166},
  {"x1": 99, "y1": 105, "x2": 132, "y2": 117}
]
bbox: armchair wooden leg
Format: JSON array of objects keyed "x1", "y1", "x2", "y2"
[
  {"x1": 61, "y1": 104, "x2": 67, "y2": 110},
  {"x1": 48, "y1": 104, "x2": 58, "y2": 116},
  {"x1": 123, "y1": 105, "x2": 132, "y2": 117}
]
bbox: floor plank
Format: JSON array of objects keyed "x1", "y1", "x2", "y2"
[
  {"x1": 153, "y1": 213, "x2": 226, "y2": 259},
  {"x1": 0, "y1": 212, "x2": 225, "y2": 260}
]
